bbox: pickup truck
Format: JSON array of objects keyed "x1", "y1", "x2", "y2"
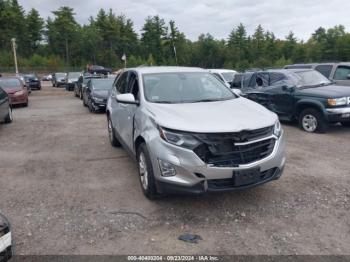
[{"x1": 240, "y1": 69, "x2": 350, "y2": 133}]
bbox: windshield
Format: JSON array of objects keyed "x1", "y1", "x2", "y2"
[
  {"x1": 24, "y1": 74, "x2": 36, "y2": 79},
  {"x1": 0, "y1": 78, "x2": 21, "y2": 88},
  {"x1": 56, "y1": 73, "x2": 66, "y2": 78},
  {"x1": 143, "y1": 72, "x2": 235, "y2": 104},
  {"x1": 292, "y1": 70, "x2": 332, "y2": 87},
  {"x1": 68, "y1": 72, "x2": 81, "y2": 78},
  {"x1": 92, "y1": 79, "x2": 114, "y2": 90},
  {"x1": 222, "y1": 72, "x2": 235, "y2": 82}
]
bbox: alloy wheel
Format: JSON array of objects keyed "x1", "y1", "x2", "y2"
[{"x1": 302, "y1": 114, "x2": 317, "y2": 132}]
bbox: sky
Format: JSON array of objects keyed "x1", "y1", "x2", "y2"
[{"x1": 20, "y1": 0, "x2": 350, "y2": 41}]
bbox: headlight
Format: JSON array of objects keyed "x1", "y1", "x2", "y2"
[
  {"x1": 273, "y1": 120, "x2": 282, "y2": 137},
  {"x1": 14, "y1": 90, "x2": 24, "y2": 96},
  {"x1": 93, "y1": 97, "x2": 104, "y2": 102},
  {"x1": 158, "y1": 126, "x2": 200, "y2": 149},
  {"x1": 328, "y1": 97, "x2": 347, "y2": 106}
]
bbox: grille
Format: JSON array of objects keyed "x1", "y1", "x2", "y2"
[
  {"x1": 207, "y1": 168, "x2": 277, "y2": 189},
  {"x1": 194, "y1": 134, "x2": 276, "y2": 167}
]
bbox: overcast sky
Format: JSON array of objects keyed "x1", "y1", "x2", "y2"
[{"x1": 21, "y1": 0, "x2": 350, "y2": 41}]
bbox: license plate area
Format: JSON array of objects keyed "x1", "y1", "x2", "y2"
[{"x1": 233, "y1": 168, "x2": 261, "y2": 186}]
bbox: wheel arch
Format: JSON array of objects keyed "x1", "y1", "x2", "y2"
[{"x1": 296, "y1": 100, "x2": 326, "y2": 118}]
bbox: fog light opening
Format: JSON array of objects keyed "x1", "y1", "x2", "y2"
[{"x1": 158, "y1": 159, "x2": 176, "y2": 177}]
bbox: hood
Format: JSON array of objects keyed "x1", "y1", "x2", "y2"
[
  {"x1": 299, "y1": 85, "x2": 350, "y2": 98},
  {"x1": 92, "y1": 89, "x2": 109, "y2": 98},
  {"x1": 3, "y1": 87, "x2": 22, "y2": 94},
  {"x1": 146, "y1": 97, "x2": 277, "y2": 133}
]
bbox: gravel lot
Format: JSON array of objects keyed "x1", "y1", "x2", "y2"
[{"x1": 0, "y1": 81, "x2": 349, "y2": 255}]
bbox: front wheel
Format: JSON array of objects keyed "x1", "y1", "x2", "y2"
[
  {"x1": 137, "y1": 143, "x2": 158, "y2": 200},
  {"x1": 107, "y1": 117, "x2": 121, "y2": 147},
  {"x1": 4, "y1": 107, "x2": 13, "y2": 124},
  {"x1": 299, "y1": 108, "x2": 328, "y2": 133}
]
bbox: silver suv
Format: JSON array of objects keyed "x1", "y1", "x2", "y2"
[{"x1": 106, "y1": 67, "x2": 286, "y2": 199}]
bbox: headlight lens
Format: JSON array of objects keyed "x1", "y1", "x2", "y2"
[
  {"x1": 93, "y1": 97, "x2": 104, "y2": 102},
  {"x1": 273, "y1": 120, "x2": 282, "y2": 137},
  {"x1": 328, "y1": 97, "x2": 347, "y2": 106},
  {"x1": 14, "y1": 90, "x2": 24, "y2": 96},
  {"x1": 158, "y1": 126, "x2": 200, "y2": 149}
]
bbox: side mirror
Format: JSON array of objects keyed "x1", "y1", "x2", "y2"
[{"x1": 116, "y1": 93, "x2": 139, "y2": 105}]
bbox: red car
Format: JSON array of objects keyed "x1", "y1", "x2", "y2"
[{"x1": 0, "y1": 77, "x2": 29, "y2": 106}]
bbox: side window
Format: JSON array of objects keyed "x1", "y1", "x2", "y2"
[
  {"x1": 115, "y1": 72, "x2": 128, "y2": 94},
  {"x1": 0, "y1": 88, "x2": 4, "y2": 98},
  {"x1": 269, "y1": 73, "x2": 287, "y2": 86},
  {"x1": 253, "y1": 73, "x2": 269, "y2": 88},
  {"x1": 334, "y1": 66, "x2": 350, "y2": 80},
  {"x1": 315, "y1": 65, "x2": 333, "y2": 78}
]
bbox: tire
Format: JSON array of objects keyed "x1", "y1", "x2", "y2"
[
  {"x1": 341, "y1": 121, "x2": 350, "y2": 127},
  {"x1": 53, "y1": 83, "x2": 56, "y2": 87},
  {"x1": 4, "y1": 107, "x2": 13, "y2": 124},
  {"x1": 88, "y1": 100, "x2": 94, "y2": 113},
  {"x1": 299, "y1": 108, "x2": 328, "y2": 133},
  {"x1": 23, "y1": 100, "x2": 28, "y2": 107},
  {"x1": 136, "y1": 143, "x2": 158, "y2": 200},
  {"x1": 107, "y1": 117, "x2": 121, "y2": 147},
  {"x1": 79, "y1": 90, "x2": 83, "y2": 100},
  {"x1": 83, "y1": 94, "x2": 87, "y2": 107}
]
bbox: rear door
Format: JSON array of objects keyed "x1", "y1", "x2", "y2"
[
  {"x1": 265, "y1": 72, "x2": 295, "y2": 119},
  {"x1": 244, "y1": 72, "x2": 271, "y2": 107},
  {"x1": 332, "y1": 65, "x2": 350, "y2": 86}
]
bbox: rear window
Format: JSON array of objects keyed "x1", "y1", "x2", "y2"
[{"x1": 0, "y1": 78, "x2": 21, "y2": 88}]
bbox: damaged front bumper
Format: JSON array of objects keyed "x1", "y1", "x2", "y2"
[{"x1": 148, "y1": 129, "x2": 286, "y2": 195}]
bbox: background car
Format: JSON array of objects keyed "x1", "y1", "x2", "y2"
[
  {"x1": 24, "y1": 73, "x2": 41, "y2": 90},
  {"x1": 52, "y1": 72, "x2": 67, "y2": 87},
  {"x1": 0, "y1": 77, "x2": 29, "y2": 107},
  {"x1": 88, "y1": 65, "x2": 112, "y2": 75},
  {"x1": 0, "y1": 86, "x2": 13, "y2": 124},
  {"x1": 83, "y1": 78, "x2": 114, "y2": 112},
  {"x1": 65, "y1": 72, "x2": 82, "y2": 91},
  {"x1": 240, "y1": 69, "x2": 350, "y2": 132},
  {"x1": 0, "y1": 212, "x2": 13, "y2": 261},
  {"x1": 284, "y1": 62, "x2": 350, "y2": 86},
  {"x1": 208, "y1": 69, "x2": 237, "y2": 88},
  {"x1": 74, "y1": 73, "x2": 103, "y2": 99},
  {"x1": 42, "y1": 74, "x2": 52, "y2": 81}
]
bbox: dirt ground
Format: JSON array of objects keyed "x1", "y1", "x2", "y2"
[{"x1": 0, "y1": 81, "x2": 349, "y2": 255}]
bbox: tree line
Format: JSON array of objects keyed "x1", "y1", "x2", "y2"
[{"x1": 1, "y1": 0, "x2": 350, "y2": 72}]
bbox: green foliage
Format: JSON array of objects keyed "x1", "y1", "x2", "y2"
[{"x1": 2, "y1": 1, "x2": 350, "y2": 72}]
